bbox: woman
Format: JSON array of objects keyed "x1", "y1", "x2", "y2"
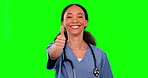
[{"x1": 46, "y1": 4, "x2": 113, "y2": 78}]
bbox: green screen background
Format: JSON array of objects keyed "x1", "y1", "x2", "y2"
[{"x1": 0, "y1": 0, "x2": 148, "y2": 78}]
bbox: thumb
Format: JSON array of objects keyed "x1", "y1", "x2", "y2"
[{"x1": 60, "y1": 26, "x2": 65, "y2": 37}]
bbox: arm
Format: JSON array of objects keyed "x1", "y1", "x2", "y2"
[
  {"x1": 46, "y1": 26, "x2": 66, "y2": 69},
  {"x1": 49, "y1": 26, "x2": 66, "y2": 60},
  {"x1": 46, "y1": 41, "x2": 65, "y2": 70},
  {"x1": 46, "y1": 42, "x2": 58, "y2": 70},
  {"x1": 100, "y1": 53, "x2": 113, "y2": 78}
]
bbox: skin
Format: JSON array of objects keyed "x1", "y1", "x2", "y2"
[{"x1": 49, "y1": 5, "x2": 88, "y2": 60}]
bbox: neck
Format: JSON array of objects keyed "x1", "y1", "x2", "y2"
[{"x1": 67, "y1": 32, "x2": 87, "y2": 50}]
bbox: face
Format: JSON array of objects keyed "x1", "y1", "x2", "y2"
[{"x1": 62, "y1": 5, "x2": 88, "y2": 35}]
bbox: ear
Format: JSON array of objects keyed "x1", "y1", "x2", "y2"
[
  {"x1": 84, "y1": 20, "x2": 88, "y2": 27},
  {"x1": 62, "y1": 21, "x2": 66, "y2": 28},
  {"x1": 62, "y1": 21, "x2": 64, "y2": 26}
]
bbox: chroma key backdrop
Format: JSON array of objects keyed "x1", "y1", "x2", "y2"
[{"x1": 0, "y1": 0, "x2": 148, "y2": 78}]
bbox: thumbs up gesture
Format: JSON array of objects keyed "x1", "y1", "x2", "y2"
[
  {"x1": 49, "y1": 26, "x2": 66, "y2": 60},
  {"x1": 60, "y1": 26, "x2": 65, "y2": 38},
  {"x1": 55, "y1": 26, "x2": 66, "y2": 48}
]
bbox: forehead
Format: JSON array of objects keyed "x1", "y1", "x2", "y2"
[{"x1": 65, "y1": 5, "x2": 84, "y2": 15}]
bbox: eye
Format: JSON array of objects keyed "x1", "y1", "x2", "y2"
[
  {"x1": 78, "y1": 16, "x2": 83, "y2": 18},
  {"x1": 67, "y1": 16, "x2": 72, "y2": 18}
]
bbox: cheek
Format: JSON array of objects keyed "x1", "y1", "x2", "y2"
[
  {"x1": 78, "y1": 19, "x2": 86, "y2": 25},
  {"x1": 64, "y1": 19, "x2": 72, "y2": 25}
]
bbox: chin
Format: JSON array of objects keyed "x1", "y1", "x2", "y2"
[{"x1": 67, "y1": 30, "x2": 84, "y2": 36}]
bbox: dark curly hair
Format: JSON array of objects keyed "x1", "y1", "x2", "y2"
[{"x1": 54, "y1": 4, "x2": 96, "y2": 46}]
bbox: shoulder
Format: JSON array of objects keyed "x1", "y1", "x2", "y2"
[{"x1": 89, "y1": 44, "x2": 106, "y2": 59}]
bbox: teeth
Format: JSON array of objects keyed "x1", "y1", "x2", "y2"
[{"x1": 71, "y1": 26, "x2": 79, "y2": 28}]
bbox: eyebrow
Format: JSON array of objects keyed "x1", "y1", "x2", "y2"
[
  {"x1": 77, "y1": 13, "x2": 83, "y2": 15},
  {"x1": 67, "y1": 13, "x2": 72, "y2": 15},
  {"x1": 67, "y1": 13, "x2": 83, "y2": 15}
]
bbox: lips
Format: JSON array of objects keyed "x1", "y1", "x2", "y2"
[{"x1": 70, "y1": 25, "x2": 81, "y2": 29}]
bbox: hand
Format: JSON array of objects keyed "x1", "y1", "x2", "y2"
[
  {"x1": 54, "y1": 26, "x2": 66, "y2": 49},
  {"x1": 49, "y1": 26, "x2": 66, "y2": 60}
]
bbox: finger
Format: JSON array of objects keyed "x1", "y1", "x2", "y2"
[
  {"x1": 57, "y1": 36, "x2": 66, "y2": 41},
  {"x1": 60, "y1": 26, "x2": 65, "y2": 37},
  {"x1": 55, "y1": 43, "x2": 65, "y2": 48},
  {"x1": 55, "y1": 39, "x2": 65, "y2": 44}
]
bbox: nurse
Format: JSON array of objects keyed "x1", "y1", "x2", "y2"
[{"x1": 46, "y1": 4, "x2": 113, "y2": 78}]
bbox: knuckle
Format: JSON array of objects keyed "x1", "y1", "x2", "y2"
[
  {"x1": 57, "y1": 36, "x2": 59, "y2": 39},
  {"x1": 61, "y1": 37, "x2": 66, "y2": 41},
  {"x1": 55, "y1": 39, "x2": 58, "y2": 42},
  {"x1": 58, "y1": 37, "x2": 62, "y2": 40},
  {"x1": 55, "y1": 40, "x2": 59, "y2": 43},
  {"x1": 57, "y1": 36, "x2": 61, "y2": 39},
  {"x1": 62, "y1": 41, "x2": 65, "y2": 43},
  {"x1": 63, "y1": 38, "x2": 66, "y2": 40}
]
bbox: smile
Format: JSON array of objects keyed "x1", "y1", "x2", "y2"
[{"x1": 70, "y1": 25, "x2": 81, "y2": 29}]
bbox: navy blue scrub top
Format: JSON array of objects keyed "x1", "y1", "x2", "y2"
[{"x1": 46, "y1": 42, "x2": 113, "y2": 78}]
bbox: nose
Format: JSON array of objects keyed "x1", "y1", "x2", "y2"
[{"x1": 72, "y1": 17, "x2": 78, "y2": 23}]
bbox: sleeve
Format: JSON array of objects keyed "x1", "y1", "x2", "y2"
[
  {"x1": 100, "y1": 52, "x2": 113, "y2": 78},
  {"x1": 46, "y1": 42, "x2": 58, "y2": 70}
]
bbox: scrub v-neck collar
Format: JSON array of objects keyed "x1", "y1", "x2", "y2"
[{"x1": 65, "y1": 44, "x2": 90, "y2": 63}]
